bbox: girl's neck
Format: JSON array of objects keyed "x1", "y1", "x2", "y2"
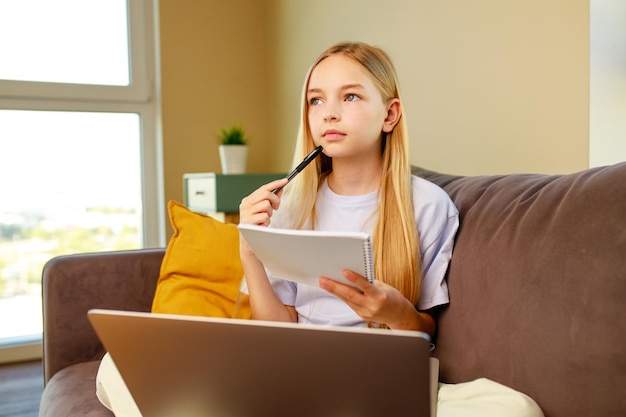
[{"x1": 326, "y1": 159, "x2": 382, "y2": 196}]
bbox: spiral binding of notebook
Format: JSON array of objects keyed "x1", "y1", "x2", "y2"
[{"x1": 363, "y1": 236, "x2": 376, "y2": 282}]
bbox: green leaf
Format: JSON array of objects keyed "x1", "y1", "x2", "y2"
[{"x1": 217, "y1": 125, "x2": 248, "y2": 145}]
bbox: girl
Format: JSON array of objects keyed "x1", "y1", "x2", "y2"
[
  {"x1": 239, "y1": 41, "x2": 458, "y2": 337},
  {"x1": 238, "y1": 42, "x2": 544, "y2": 417}
]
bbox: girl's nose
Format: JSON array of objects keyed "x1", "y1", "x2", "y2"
[{"x1": 323, "y1": 110, "x2": 339, "y2": 121}]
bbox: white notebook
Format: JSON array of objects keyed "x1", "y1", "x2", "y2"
[{"x1": 238, "y1": 223, "x2": 375, "y2": 288}]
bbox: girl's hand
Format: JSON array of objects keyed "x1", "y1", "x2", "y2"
[
  {"x1": 319, "y1": 270, "x2": 435, "y2": 334},
  {"x1": 239, "y1": 178, "x2": 288, "y2": 226},
  {"x1": 239, "y1": 178, "x2": 289, "y2": 260}
]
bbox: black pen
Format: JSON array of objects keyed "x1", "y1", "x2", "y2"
[{"x1": 272, "y1": 145, "x2": 323, "y2": 194}]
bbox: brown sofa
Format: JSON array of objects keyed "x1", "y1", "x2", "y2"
[{"x1": 39, "y1": 163, "x2": 626, "y2": 417}]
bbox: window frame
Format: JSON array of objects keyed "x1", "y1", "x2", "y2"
[
  {"x1": 0, "y1": 0, "x2": 163, "y2": 362},
  {"x1": 0, "y1": 0, "x2": 164, "y2": 248}
]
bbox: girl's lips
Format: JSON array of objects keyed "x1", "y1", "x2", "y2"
[{"x1": 322, "y1": 129, "x2": 345, "y2": 141}]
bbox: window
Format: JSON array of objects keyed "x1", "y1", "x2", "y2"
[
  {"x1": 0, "y1": 0, "x2": 163, "y2": 362},
  {"x1": 590, "y1": 0, "x2": 626, "y2": 167}
]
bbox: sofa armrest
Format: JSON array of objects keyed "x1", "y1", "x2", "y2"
[{"x1": 42, "y1": 248, "x2": 165, "y2": 384}]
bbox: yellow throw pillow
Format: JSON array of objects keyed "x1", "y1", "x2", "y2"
[{"x1": 151, "y1": 200, "x2": 251, "y2": 319}]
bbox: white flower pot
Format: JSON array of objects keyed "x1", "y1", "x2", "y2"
[{"x1": 219, "y1": 144, "x2": 248, "y2": 174}]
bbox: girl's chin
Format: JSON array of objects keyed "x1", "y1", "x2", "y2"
[{"x1": 316, "y1": 143, "x2": 344, "y2": 157}]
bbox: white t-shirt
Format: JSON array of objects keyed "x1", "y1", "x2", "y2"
[{"x1": 243, "y1": 175, "x2": 459, "y2": 327}]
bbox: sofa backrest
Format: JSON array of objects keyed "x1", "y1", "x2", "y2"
[
  {"x1": 42, "y1": 248, "x2": 165, "y2": 383},
  {"x1": 414, "y1": 163, "x2": 626, "y2": 417}
]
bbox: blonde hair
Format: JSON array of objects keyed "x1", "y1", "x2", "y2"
[{"x1": 283, "y1": 42, "x2": 422, "y2": 305}]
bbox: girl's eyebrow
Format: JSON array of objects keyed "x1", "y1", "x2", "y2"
[
  {"x1": 341, "y1": 83, "x2": 366, "y2": 91},
  {"x1": 307, "y1": 84, "x2": 366, "y2": 95}
]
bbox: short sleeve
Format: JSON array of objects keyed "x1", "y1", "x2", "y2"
[
  {"x1": 240, "y1": 268, "x2": 298, "y2": 306},
  {"x1": 412, "y1": 176, "x2": 459, "y2": 311}
]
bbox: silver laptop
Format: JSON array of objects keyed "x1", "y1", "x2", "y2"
[{"x1": 88, "y1": 309, "x2": 434, "y2": 417}]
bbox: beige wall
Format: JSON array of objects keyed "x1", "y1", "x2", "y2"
[
  {"x1": 159, "y1": 1, "x2": 590, "y2": 234},
  {"x1": 159, "y1": 0, "x2": 271, "y2": 210},
  {"x1": 267, "y1": 0, "x2": 590, "y2": 176}
]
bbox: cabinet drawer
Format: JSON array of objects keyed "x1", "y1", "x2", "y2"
[{"x1": 186, "y1": 176, "x2": 216, "y2": 211}]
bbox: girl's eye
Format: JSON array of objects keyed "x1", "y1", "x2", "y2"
[
  {"x1": 309, "y1": 97, "x2": 322, "y2": 105},
  {"x1": 345, "y1": 94, "x2": 360, "y2": 102}
]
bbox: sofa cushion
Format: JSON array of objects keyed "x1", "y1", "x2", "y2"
[
  {"x1": 151, "y1": 200, "x2": 251, "y2": 318},
  {"x1": 416, "y1": 163, "x2": 626, "y2": 417},
  {"x1": 39, "y1": 360, "x2": 113, "y2": 417}
]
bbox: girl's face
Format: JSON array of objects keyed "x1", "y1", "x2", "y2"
[{"x1": 306, "y1": 54, "x2": 394, "y2": 162}]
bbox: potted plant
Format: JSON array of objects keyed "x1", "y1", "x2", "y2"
[{"x1": 217, "y1": 125, "x2": 248, "y2": 174}]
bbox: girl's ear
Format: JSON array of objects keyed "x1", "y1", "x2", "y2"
[{"x1": 382, "y1": 99, "x2": 402, "y2": 133}]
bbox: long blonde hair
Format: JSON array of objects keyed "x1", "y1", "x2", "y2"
[{"x1": 282, "y1": 42, "x2": 422, "y2": 305}]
